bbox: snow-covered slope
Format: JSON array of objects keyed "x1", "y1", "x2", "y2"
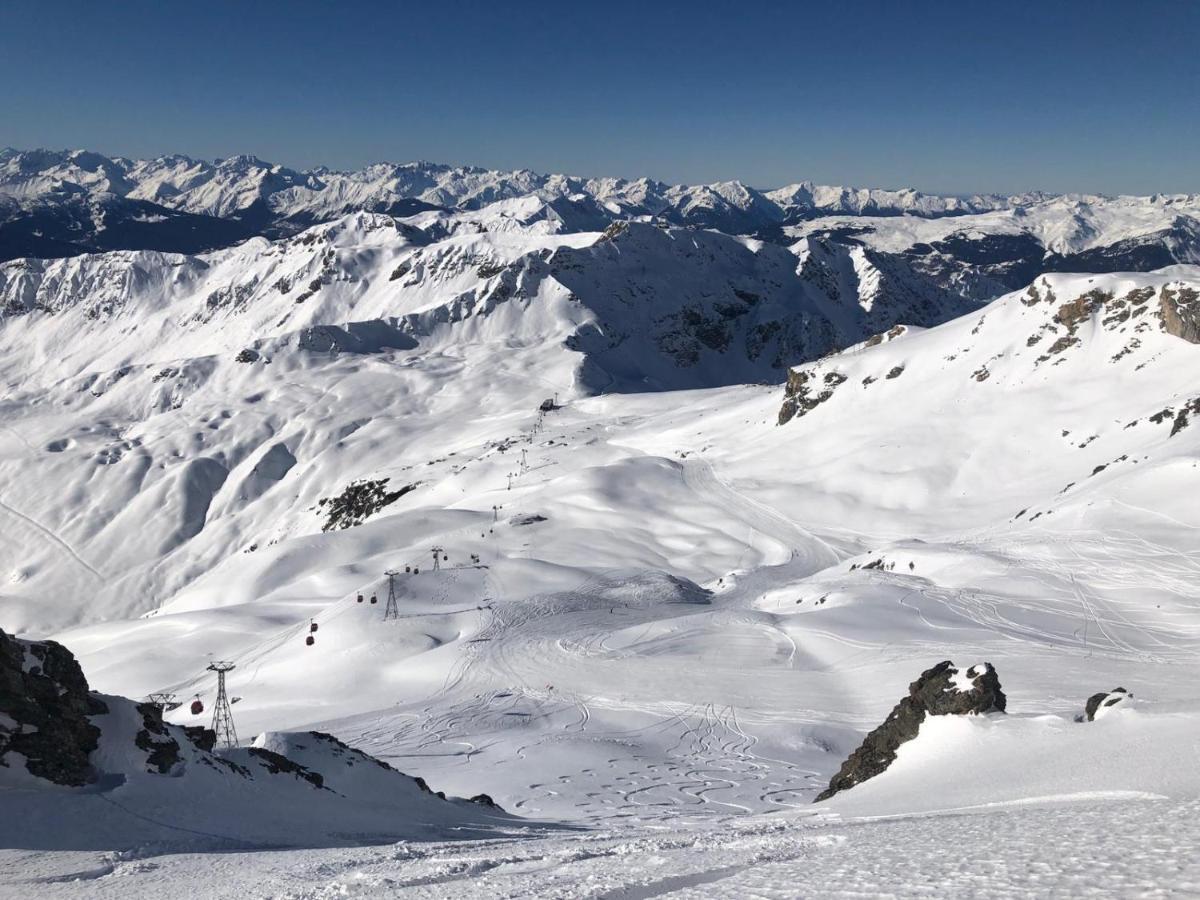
[
  {"x1": 0, "y1": 207, "x2": 969, "y2": 394},
  {"x1": 0, "y1": 208, "x2": 997, "y2": 639},
  {"x1": 0, "y1": 629, "x2": 515, "y2": 852},
  {"x1": 3, "y1": 182, "x2": 1200, "y2": 896}
]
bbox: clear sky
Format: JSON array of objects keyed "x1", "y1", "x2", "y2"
[{"x1": 3, "y1": 0, "x2": 1197, "y2": 195}]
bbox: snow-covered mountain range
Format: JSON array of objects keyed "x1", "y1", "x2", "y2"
[
  {"x1": 0, "y1": 147, "x2": 1027, "y2": 236},
  {"x1": 0, "y1": 206, "x2": 976, "y2": 397},
  {"x1": 3, "y1": 151, "x2": 1200, "y2": 896},
  {"x1": 7, "y1": 147, "x2": 1200, "y2": 296}
]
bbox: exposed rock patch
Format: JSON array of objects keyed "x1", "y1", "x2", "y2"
[
  {"x1": 1160, "y1": 285, "x2": 1200, "y2": 343},
  {"x1": 0, "y1": 629, "x2": 108, "y2": 786},
  {"x1": 1144, "y1": 396, "x2": 1200, "y2": 437},
  {"x1": 247, "y1": 746, "x2": 327, "y2": 789},
  {"x1": 134, "y1": 702, "x2": 186, "y2": 775},
  {"x1": 1083, "y1": 687, "x2": 1132, "y2": 721},
  {"x1": 1055, "y1": 288, "x2": 1111, "y2": 330},
  {"x1": 864, "y1": 324, "x2": 908, "y2": 348},
  {"x1": 1020, "y1": 279, "x2": 1057, "y2": 307},
  {"x1": 1170, "y1": 398, "x2": 1200, "y2": 436},
  {"x1": 815, "y1": 660, "x2": 1006, "y2": 802},
  {"x1": 318, "y1": 478, "x2": 417, "y2": 531},
  {"x1": 778, "y1": 368, "x2": 847, "y2": 425}
]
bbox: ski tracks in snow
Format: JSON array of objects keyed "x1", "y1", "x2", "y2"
[
  {"x1": 360, "y1": 568, "x2": 821, "y2": 824},
  {"x1": 0, "y1": 495, "x2": 106, "y2": 582},
  {"x1": 681, "y1": 458, "x2": 842, "y2": 576}
]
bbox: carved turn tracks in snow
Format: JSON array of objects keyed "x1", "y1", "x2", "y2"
[{"x1": 680, "y1": 457, "x2": 843, "y2": 576}]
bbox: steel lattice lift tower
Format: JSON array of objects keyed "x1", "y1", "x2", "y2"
[
  {"x1": 206, "y1": 661, "x2": 238, "y2": 750},
  {"x1": 146, "y1": 691, "x2": 176, "y2": 715},
  {"x1": 384, "y1": 569, "x2": 401, "y2": 620},
  {"x1": 430, "y1": 546, "x2": 444, "y2": 571}
]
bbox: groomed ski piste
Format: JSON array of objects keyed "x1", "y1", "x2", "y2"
[{"x1": 2, "y1": 210, "x2": 1200, "y2": 897}]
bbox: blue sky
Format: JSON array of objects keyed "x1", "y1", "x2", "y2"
[{"x1": 3, "y1": 0, "x2": 1197, "y2": 194}]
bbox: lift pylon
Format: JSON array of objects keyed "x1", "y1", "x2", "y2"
[
  {"x1": 384, "y1": 570, "x2": 401, "y2": 620},
  {"x1": 206, "y1": 662, "x2": 238, "y2": 750}
]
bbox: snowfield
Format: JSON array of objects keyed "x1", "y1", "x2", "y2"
[{"x1": 2, "y1": 203, "x2": 1200, "y2": 897}]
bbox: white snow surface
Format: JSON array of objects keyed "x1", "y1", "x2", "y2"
[{"x1": 2, "y1": 210, "x2": 1200, "y2": 896}]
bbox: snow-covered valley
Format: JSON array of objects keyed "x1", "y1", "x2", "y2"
[{"x1": 2, "y1": 193, "x2": 1200, "y2": 897}]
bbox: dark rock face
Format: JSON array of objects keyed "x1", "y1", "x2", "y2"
[
  {"x1": 134, "y1": 703, "x2": 216, "y2": 775},
  {"x1": 134, "y1": 702, "x2": 186, "y2": 775},
  {"x1": 815, "y1": 660, "x2": 1006, "y2": 802},
  {"x1": 317, "y1": 478, "x2": 417, "y2": 531},
  {"x1": 183, "y1": 725, "x2": 218, "y2": 753},
  {"x1": 1055, "y1": 288, "x2": 1111, "y2": 330},
  {"x1": 247, "y1": 747, "x2": 326, "y2": 789},
  {"x1": 0, "y1": 629, "x2": 108, "y2": 786},
  {"x1": 778, "y1": 368, "x2": 847, "y2": 424},
  {"x1": 1084, "y1": 687, "x2": 1131, "y2": 721},
  {"x1": 1160, "y1": 285, "x2": 1200, "y2": 343}
]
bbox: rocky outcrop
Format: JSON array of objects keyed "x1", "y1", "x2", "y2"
[
  {"x1": 0, "y1": 629, "x2": 108, "y2": 786},
  {"x1": 246, "y1": 746, "x2": 326, "y2": 789},
  {"x1": 318, "y1": 478, "x2": 417, "y2": 531},
  {"x1": 1083, "y1": 687, "x2": 1132, "y2": 721},
  {"x1": 1055, "y1": 288, "x2": 1111, "y2": 329},
  {"x1": 778, "y1": 368, "x2": 847, "y2": 425},
  {"x1": 133, "y1": 703, "x2": 219, "y2": 774},
  {"x1": 183, "y1": 724, "x2": 217, "y2": 753},
  {"x1": 863, "y1": 324, "x2": 908, "y2": 348},
  {"x1": 134, "y1": 702, "x2": 186, "y2": 774},
  {"x1": 1160, "y1": 285, "x2": 1200, "y2": 343},
  {"x1": 815, "y1": 660, "x2": 1006, "y2": 802}
]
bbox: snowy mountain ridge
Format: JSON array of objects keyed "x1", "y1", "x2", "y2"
[
  {"x1": 8, "y1": 148, "x2": 1200, "y2": 330},
  {"x1": 0, "y1": 146, "x2": 1035, "y2": 225},
  {"x1": 0, "y1": 209, "x2": 971, "y2": 396}
]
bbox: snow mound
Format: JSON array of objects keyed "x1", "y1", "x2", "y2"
[{"x1": 825, "y1": 701, "x2": 1200, "y2": 819}]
